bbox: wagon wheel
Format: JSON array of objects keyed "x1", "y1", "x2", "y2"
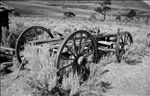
[
  {"x1": 15, "y1": 26, "x2": 54, "y2": 64},
  {"x1": 56, "y1": 30, "x2": 97, "y2": 84},
  {"x1": 116, "y1": 31, "x2": 133, "y2": 63}
]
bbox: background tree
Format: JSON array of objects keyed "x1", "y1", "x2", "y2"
[{"x1": 94, "y1": 0, "x2": 111, "y2": 21}]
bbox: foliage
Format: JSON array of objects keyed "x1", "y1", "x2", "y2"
[{"x1": 95, "y1": 0, "x2": 111, "y2": 20}]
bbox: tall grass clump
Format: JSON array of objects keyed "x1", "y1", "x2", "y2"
[
  {"x1": 22, "y1": 43, "x2": 108, "y2": 96},
  {"x1": 22, "y1": 44, "x2": 84, "y2": 96},
  {"x1": 75, "y1": 63, "x2": 111, "y2": 96},
  {"x1": 62, "y1": 71, "x2": 80, "y2": 96},
  {"x1": 23, "y1": 44, "x2": 58, "y2": 96},
  {"x1": 123, "y1": 30, "x2": 150, "y2": 65}
]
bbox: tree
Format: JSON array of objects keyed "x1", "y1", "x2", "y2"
[{"x1": 94, "y1": 0, "x2": 111, "y2": 21}]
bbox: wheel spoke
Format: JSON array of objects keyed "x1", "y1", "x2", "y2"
[
  {"x1": 65, "y1": 45, "x2": 76, "y2": 57},
  {"x1": 80, "y1": 37, "x2": 88, "y2": 53},
  {"x1": 123, "y1": 34, "x2": 126, "y2": 43},
  {"x1": 123, "y1": 35, "x2": 126, "y2": 42},
  {"x1": 78, "y1": 33, "x2": 82, "y2": 54},
  {"x1": 34, "y1": 28, "x2": 38, "y2": 39},
  {"x1": 72, "y1": 35, "x2": 77, "y2": 55},
  {"x1": 121, "y1": 35, "x2": 126, "y2": 47},
  {"x1": 80, "y1": 43, "x2": 93, "y2": 55},
  {"x1": 119, "y1": 37, "x2": 125, "y2": 48},
  {"x1": 84, "y1": 51, "x2": 94, "y2": 57},
  {"x1": 127, "y1": 36, "x2": 131, "y2": 45},
  {"x1": 60, "y1": 57, "x2": 75, "y2": 61},
  {"x1": 120, "y1": 36, "x2": 124, "y2": 43},
  {"x1": 59, "y1": 62, "x2": 75, "y2": 72},
  {"x1": 124, "y1": 35, "x2": 127, "y2": 45},
  {"x1": 86, "y1": 43, "x2": 92, "y2": 51},
  {"x1": 119, "y1": 48, "x2": 125, "y2": 55}
]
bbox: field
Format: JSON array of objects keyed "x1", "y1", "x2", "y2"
[
  {"x1": 1, "y1": 0, "x2": 150, "y2": 96},
  {"x1": 3, "y1": 0, "x2": 150, "y2": 18}
]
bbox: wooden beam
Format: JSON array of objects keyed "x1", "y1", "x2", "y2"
[
  {"x1": 98, "y1": 41, "x2": 114, "y2": 46},
  {"x1": 93, "y1": 34, "x2": 117, "y2": 39},
  {"x1": 0, "y1": 46, "x2": 15, "y2": 51},
  {"x1": 29, "y1": 37, "x2": 64, "y2": 45},
  {"x1": 98, "y1": 47, "x2": 115, "y2": 52}
]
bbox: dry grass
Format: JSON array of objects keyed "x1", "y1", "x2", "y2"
[
  {"x1": 1, "y1": 15, "x2": 150, "y2": 96},
  {"x1": 22, "y1": 44, "x2": 107, "y2": 96},
  {"x1": 23, "y1": 44, "x2": 57, "y2": 96}
]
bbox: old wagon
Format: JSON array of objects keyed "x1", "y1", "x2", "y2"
[{"x1": 0, "y1": 25, "x2": 133, "y2": 83}]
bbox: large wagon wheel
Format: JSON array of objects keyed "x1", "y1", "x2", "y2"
[
  {"x1": 116, "y1": 31, "x2": 133, "y2": 63},
  {"x1": 56, "y1": 30, "x2": 97, "y2": 84},
  {"x1": 15, "y1": 26, "x2": 54, "y2": 64}
]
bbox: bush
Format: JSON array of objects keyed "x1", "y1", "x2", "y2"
[
  {"x1": 124, "y1": 43, "x2": 150, "y2": 65},
  {"x1": 88, "y1": 14, "x2": 97, "y2": 21}
]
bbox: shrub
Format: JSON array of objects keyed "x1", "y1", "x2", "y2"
[
  {"x1": 88, "y1": 14, "x2": 97, "y2": 21},
  {"x1": 123, "y1": 43, "x2": 150, "y2": 65}
]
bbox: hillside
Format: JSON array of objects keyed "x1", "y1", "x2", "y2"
[
  {"x1": 111, "y1": 0, "x2": 150, "y2": 10},
  {"x1": 3, "y1": 0, "x2": 150, "y2": 17},
  {"x1": 2, "y1": 0, "x2": 150, "y2": 10}
]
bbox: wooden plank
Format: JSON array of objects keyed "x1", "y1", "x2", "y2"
[
  {"x1": 109, "y1": 37, "x2": 117, "y2": 42},
  {"x1": 30, "y1": 36, "x2": 89, "y2": 45},
  {"x1": 29, "y1": 37, "x2": 64, "y2": 45},
  {"x1": 93, "y1": 33, "x2": 117, "y2": 39},
  {"x1": 0, "y1": 46, "x2": 15, "y2": 51},
  {"x1": 98, "y1": 47, "x2": 115, "y2": 52},
  {"x1": 0, "y1": 62, "x2": 13, "y2": 72},
  {"x1": 0, "y1": 52, "x2": 13, "y2": 56},
  {"x1": 98, "y1": 41, "x2": 114, "y2": 46}
]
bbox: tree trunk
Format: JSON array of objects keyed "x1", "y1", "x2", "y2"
[
  {"x1": 104, "y1": 10, "x2": 106, "y2": 20},
  {"x1": 103, "y1": 5, "x2": 106, "y2": 20}
]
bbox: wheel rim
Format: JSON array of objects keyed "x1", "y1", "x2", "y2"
[
  {"x1": 116, "y1": 31, "x2": 133, "y2": 63},
  {"x1": 15, "y1": 26, "x2": 54, "y2": 64},
  {"x1": 56, "y1": 30, "x2": 97, "y2": 84}
]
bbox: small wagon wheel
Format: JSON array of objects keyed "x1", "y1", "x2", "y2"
[
  {"x1": 15, "y1": 26, "x2": 54, "y2": 64},
  {"x1": 116, "y1": 31, "x2": 133, "y2": 63},
  {"x1": 56, "y1": 30, "x2": 97, "y2": 84}
]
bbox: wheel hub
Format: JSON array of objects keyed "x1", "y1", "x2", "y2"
[{"x1": 77, "y1": 56, "x2": 84, "y2": 65}]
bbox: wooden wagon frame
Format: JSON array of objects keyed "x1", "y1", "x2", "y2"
[{"x1": 0, "y1": 26, "x2": 133, "y2": 83}]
